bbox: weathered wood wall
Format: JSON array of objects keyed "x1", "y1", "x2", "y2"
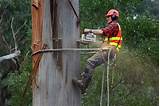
[{"x1": 32, "y1": 0, "x2": 80, "y2": 106}]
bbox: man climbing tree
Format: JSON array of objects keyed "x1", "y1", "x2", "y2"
[{"x1": 73, "y1": 9, "x2": 122, "y2": 94}]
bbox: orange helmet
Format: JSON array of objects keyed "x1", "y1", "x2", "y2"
[{"x1": 105, "y1": 9, "x2": 119, "y2": 17}]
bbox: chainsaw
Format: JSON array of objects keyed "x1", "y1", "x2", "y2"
[{"x1": 81, "y1": 32, "x2": 96, "y2": 42}]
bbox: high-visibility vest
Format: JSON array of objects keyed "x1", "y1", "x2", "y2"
[{"x1": 104, "y1": 23, "x2": 122, "y2": 51}]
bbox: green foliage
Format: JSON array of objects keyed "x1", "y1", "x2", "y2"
[
  {"x1": 80, "y1": 0, "x2": 143, "y2": 29},
  {"x1": 121, "y1": 16, "x2": 158, "y2": 64},
  {"x1": 0, "y1": 0, "x2": 32, "y2": 105},
  {"x1": 80, "y1": 0, "x2": 158, "y2": 106},
  {"x1": 0, "y1": 0, "x2": 31, "y2": 55},
  {"x1": 0, "y1": 0, "x2": 158, "y2": 106},
  {"x1": 4, "y1": 55, "x2": 32, "y2": 106},
  {"x1": 81, "y1": 48, "x2": 158, "y2": 106},
  {"x1": 80, "y1": 0, "x2": 159, "y2": 64}
]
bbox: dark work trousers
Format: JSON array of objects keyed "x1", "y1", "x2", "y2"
[{"x1": 84, "y1": 46, "x2": 117, "y2": 74}]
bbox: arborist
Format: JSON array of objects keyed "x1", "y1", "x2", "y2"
[{"x1": 73, "y1": 9, "x2": 122, "y2": 94}]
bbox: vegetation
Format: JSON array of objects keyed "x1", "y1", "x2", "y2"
[
  {"x1": 0, "y1": 0, "x2": 158, "y2": 106},
  {"x1": 0, "y1": 0, "x2": 31, "y2": 106},
  {"x1": 80, "y1": 0, "x2": 158, "y2": 106}
]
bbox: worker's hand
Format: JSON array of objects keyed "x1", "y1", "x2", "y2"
[{"x1": 84, "y1": 28, "x2": 92, "y2": 33}]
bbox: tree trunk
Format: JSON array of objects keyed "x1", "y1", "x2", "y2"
[{"x1": 32, "y1": 0, "x2": 80, "y2": 106}]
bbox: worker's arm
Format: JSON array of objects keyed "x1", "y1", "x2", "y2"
[
  {"x1": 84, "y1": 22, "x2": 119, "y2": 37},
  {"x1": 84, "y1": 28, "x2": 103, "y2": 36}
]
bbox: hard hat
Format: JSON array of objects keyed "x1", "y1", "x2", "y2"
[{"x1": 105, "y1": 9, "x2": 119, "y2": 17}]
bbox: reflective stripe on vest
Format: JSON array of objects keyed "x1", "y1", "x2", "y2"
[
  {"x1": 104, "y1": 23, "x2": 122, "y2": 51},
  {"x1": 109, "y1": 37, "x2": 122, "y2": 41},
  {"x1": 109, "y1": 42, "x2": 122, "y2": 48}
]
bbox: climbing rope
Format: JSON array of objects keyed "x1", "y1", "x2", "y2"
[
  {"x1": 100, "y1": 48, "x2": 112, "y2": 106},
  {"x1": 100, "y1": 60, "x2": 105, "y2": 106},
  {"x1": 32, "y1": 48, "x2": 110, "y2": 56},
  {"x1": 31, "y1": 47, "x2": 112, "y2": 106},
  {"x1": 106, "y1": 48, "x2": 112, "y2": 106}
]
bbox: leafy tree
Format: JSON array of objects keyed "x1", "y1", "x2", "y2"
[
  {"x1": 0, "y1": 0, "x2": 158, "y2": 106},
  {"x1": 80, "y1": 0, "x2": 158, "y2": 106},
  {"x1": 0, "y1": 0, "x2": 31, "y2": 105}
]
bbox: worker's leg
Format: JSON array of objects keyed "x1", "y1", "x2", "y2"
[
  {"x1": 86, "y1": 48, "x2": 116, "y2": 72},
  {"x1": 73, "y1": 47, "x2": 116, "y2": 93}
]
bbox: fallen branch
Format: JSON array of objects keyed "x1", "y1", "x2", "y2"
[{"x1": 0, "y1": 50, "x2": 20, "y2": 62}]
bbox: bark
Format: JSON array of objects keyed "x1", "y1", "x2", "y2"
[{"x1": 32, "y1": 0, "x2": 80, "y2": 106}]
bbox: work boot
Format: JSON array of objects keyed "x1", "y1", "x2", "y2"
[{"x1": 72, "y1": 71, "x2": 92, "y2": 94}]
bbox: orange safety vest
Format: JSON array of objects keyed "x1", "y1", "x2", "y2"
[{"x1": 104, "y1": 23, "x2": 122, "y2": 51}]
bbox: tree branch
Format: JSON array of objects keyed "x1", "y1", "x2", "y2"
[
  {"x1": 11, "y1": 17, "x2": 27, "y2": 51},
  {"x1": 1, "y1": 34, "x2": 11, "y2": 51},
  {"x1": 0, "y1": 50, "x2": 20, "y2": 62},
  {"x1": 0, "y1": 18, "x2": 27, "y2": 63}
]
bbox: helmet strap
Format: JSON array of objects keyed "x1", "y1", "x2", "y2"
[{"x1": 111, "y1": 15, "x2": 117, "y2": 21}]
